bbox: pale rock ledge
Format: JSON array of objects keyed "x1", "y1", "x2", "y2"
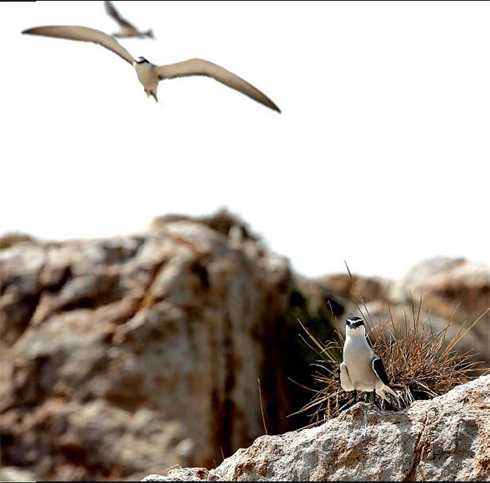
[{"x1": 143, "y1": 375, "x2": 490, "y2": 481}]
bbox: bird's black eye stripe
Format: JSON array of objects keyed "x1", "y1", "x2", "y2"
[{"x1": 346, "y1": 317, "x2": 364, "y2": 327}]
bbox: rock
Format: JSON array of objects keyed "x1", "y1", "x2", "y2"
[
  {"x1": 0, "y1": 466, "x2": 37, "y2": 482},
  {"x1": 390, "y1": 257, "x2": 490, "y2": 364},
  {"x1": 0, "y1": 232, "x2": 36, "y2": 251},
  {"x1": 390, "y1": 256, "x2": 489, "y2": 322},
  {"x1": 151, "y1": 207, "x2": 260, "y2": 243},
  {"x1": 0, "y1": 217, "x2": 340, "y2": 480},
  {"x1": 292, "y1": 274, "x2": 346, "y2": 319},
  {"x1": 142, "y1": 375, "x2": 490, "y2": 481},
  {"x1": 319, "y1": 273, "x2": 393, "y2": 304}
]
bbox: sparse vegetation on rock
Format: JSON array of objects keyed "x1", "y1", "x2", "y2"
[{"x1": 297, "y1": 298, "x2": 488, "y2": 422}]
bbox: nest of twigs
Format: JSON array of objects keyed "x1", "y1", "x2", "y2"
[{"x1": 292, "y1": 294, "x2": 489, "y2": 425}]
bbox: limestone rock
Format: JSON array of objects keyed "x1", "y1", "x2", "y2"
[
  {"x1": 319, "y1": 273, "x2": 393, "y2": 304},
  {"x1": 0, "y1": 466, "x2": 37, "y2": 482},
  {"x1": 0, "y1": 220, "x2": 340, "y2": 480},
  {"x1": 390, "y1": 256, "x2": 489, "y2": 322},
  {"x1": 390, "y1": 257, "x2": 490, "y2": 364},
  {"x1": 142, "y1": 375, "x2": 490, "y2": 481}
]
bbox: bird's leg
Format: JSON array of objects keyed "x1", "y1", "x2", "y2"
[
  {"x1": 371, "y1": 388, "x2": 376, "y2": 403},
  {"x1": 353, "y1": 389, "x2": 357, "y2": 404}
]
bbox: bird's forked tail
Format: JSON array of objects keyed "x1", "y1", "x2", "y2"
[{"x1": 145, "y1": 89, "x2": 158, "y2": 103}]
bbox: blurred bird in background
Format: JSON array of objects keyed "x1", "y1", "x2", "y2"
[{"x1": 104, "y1": 1, "x2": 155, "y2": 39}]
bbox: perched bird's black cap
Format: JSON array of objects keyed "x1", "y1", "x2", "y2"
[{"x1": 346, "y1": 317, "x2": 364, "y2": 327}]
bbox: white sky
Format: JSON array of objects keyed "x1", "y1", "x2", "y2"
[{"x1": 0, "y1": 1, "x2": 489, "y2": 279}]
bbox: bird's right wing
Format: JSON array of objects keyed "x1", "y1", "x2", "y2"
[
  {"x1": 372, "y1": 355, "x2": 399, "y2": 398},
  {"x1": 22, "y1": 25, "x2": 135, "y2": 65},
  {"x1": 371, "y1": 356, "x2": 390, "y2": 386},
  {"x1": 104, "y1": 1, "x2": 137, "y2": 31},
  {"x1": 156, "y1": 58, "x2": 281, "y2": 112}
]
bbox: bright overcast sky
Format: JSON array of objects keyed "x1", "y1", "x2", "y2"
[{"x1": 0, "y1": 1, "x2": 489, "y2": 279}]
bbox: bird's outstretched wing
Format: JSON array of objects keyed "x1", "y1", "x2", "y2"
[
  {"x1": 156, "y1": 59, "x2": 281, "y2": 112},
  {"x1": 22, "y1": 25, "x2": 135, "y2": 65},
  {"x1": 371, "y1": 356, "x2": 390, "y2": 386},
  {"x1": 104, "y1": 1, "x2": 137, "y2": 31}
]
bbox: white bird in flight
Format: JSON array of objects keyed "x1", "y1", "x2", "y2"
[
  {"x1": 104, "y1": 1, "x2": 155, "y2": 39},
  {"x1": 22, "y1": 25, "x2": 281, "y2": 112}
]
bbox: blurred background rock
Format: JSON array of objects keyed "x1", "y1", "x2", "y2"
[
  {"x1": 0, "y1": 210, "x2": 341, "y2": 480},
  {"x1": 0, "y1": 210, "x2": 488, "y2": 480}
]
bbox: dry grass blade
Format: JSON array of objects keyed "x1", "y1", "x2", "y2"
[{"x1": 257, "y1": 378, "x2": 268, "y2": 435}]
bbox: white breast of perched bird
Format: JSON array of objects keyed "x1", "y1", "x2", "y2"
[
  {"x1": 340, "y1": 316, "x2": 399, "y2": 402},
  {"x1": 343, "y1": 334, "x2": 381, "y2": 392}
]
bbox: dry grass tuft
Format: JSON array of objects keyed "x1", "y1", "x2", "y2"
[{"x1": 291, "y1": 269, "x2": 489, "y2": 425}]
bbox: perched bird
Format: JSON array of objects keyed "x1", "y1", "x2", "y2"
[
  {"x1": 22, "y1": 25, "x2": 280, "y2": 112},
  {"x1": 104, "y1": 1, "x2": 155, "y2": 39},
  {"x1": 340, "y1": 316, "x2": 398, "y2": 404}
]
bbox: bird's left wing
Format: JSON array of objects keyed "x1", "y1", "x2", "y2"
[
  {"x1": 371, "y1": 356, "x2": 390, "y2": 386},
  {"x1": 22, "y1": 25, "x2": 135, "y2": 65},
  {"x1": 104, "y1": 1, "x2": 137, "y2": 31},
  {"x1": 340, "y1": 362, "x2": 354, "y2": 391},
  {"x1": 156, "y1": 58, "x2": 281, "y2": 112}
]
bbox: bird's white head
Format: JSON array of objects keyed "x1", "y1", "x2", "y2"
[{"x1": 346, "y1": 316, "x2": 366, "y2": 337}]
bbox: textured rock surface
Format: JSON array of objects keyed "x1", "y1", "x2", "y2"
[
  {"x1": 143, "y1": 375, "x2": 490, "y2": 481},
  {"x1": 319, "y1": 273, "x2": 392, "y2": 304},
  {"x1": 390, "y1": 257, "x2": 489, "y2": 364},
  {"x1": 390, "y1": 256, "x2": 489, "y2": 322},
  {"x1": 0, "y1": 466, "x2": 36, "y2": 482},
  {"x1": 0, "y1": 219, "x2": 340, "y2": 480}
]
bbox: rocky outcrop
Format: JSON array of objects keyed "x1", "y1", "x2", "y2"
[
  {"x1": 152, "y1": 207, "x2": 261, "y2": 243},
  {"x1": 0, "y1": 466, "x2": 36, "y2": 482},
  {"x1": 390, "y1": 256, "x2": 489, "y2": 323},
  {"x1": 0, "y1": 219, "x2": 340, "y2": 481},
  {"x1": 143, "y1": 375, "x2": 490, "y2": 481},
  {"x1": 0, "y1": 232, "x2": 36, "y2": 251},
  {"x1": 319, "y1": 273, "x2": 392, "y2": 304}
]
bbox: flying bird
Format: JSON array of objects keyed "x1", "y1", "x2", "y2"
[
  {"x1": 22, "y1": 25, "x2": 281, "y2": 112},
  {"x1": 340, "y1": 316, "x2": 398, "y2": 405},
  {"x1": 104, "y1": 1, "x2": 155, "y2": 39}
]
